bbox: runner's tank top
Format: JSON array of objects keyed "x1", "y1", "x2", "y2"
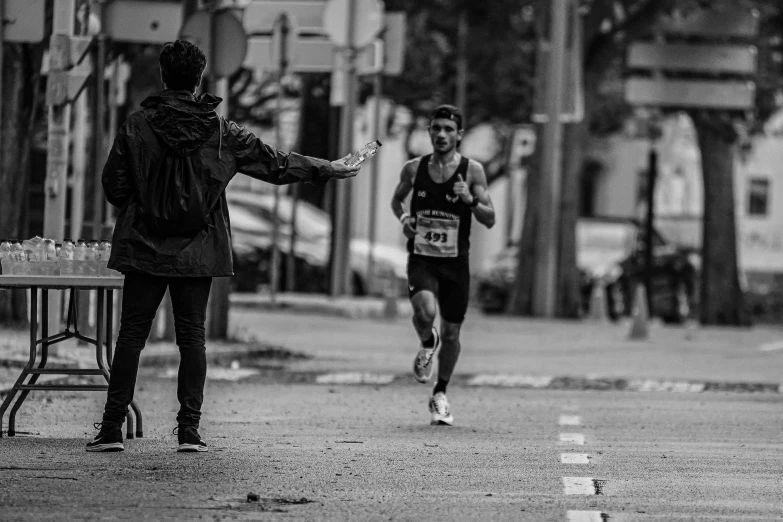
[{"x1": 407, "y1": 154, "x2": 472, "y2": 259}]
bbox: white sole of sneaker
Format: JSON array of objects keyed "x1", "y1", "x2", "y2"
[
  {"x1": 177, "y1": 444, "x2": 208, "y2": 452},
  {"x1": 85, "y1": 443, "x2": 124, "y2": 452},
  {"x1": 430, "y1": 418, "x2": 453, "y2": 426}
]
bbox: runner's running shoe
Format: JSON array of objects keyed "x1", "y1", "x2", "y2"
[
  {"x1": 85, "y1": 422, "x2": 124, "y2": 452},
  {"x1": 175, "y1": 425, "x2": 208, "y2": 452},
  {"x1": 429, "y1": 392, "x2": 454, "y2": 426},
  {"x1": 412, "y1": 327, "x2": 440, "y2": 383}
]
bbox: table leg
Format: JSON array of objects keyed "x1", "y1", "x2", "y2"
[
  {"x1": 130, "y1": 400, "x2": 143, "y2": 438},
  {"x1": 0, "y1": 289, "x2": 39, "y2": 437},
  {"x1": 3, "y1": 289, "x2": 40, "y2": 437}
]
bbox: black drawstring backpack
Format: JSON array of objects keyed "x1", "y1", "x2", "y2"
[{"x1": 137, "y1": 115, "x2": 216, "y2": 237}]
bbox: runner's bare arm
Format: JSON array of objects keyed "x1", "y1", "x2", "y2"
[
  {"x1": 390, "y1": 159, "x2": 419, "y2": 220},
  {"x1": 467, "y1": 160, "x2": 496, "y2": 228}
]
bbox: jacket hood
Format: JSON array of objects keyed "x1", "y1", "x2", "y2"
[{"x1": 140, "y1": 90, "x2": 222, "y2": 156}]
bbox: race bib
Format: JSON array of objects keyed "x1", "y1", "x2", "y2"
[{"x1": 413, "y1": 216, "x2": 459, "y2": 258}]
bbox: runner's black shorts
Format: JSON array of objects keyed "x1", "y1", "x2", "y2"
[{"x1": 407, "y1": 254, "x2": 470, "y2": 324}]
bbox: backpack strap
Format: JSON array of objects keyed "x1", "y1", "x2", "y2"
[{"x1": 137, "y1": 112, "x2": 162, "y2": 160}]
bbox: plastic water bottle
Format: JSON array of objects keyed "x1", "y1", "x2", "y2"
[
  {"x1": 345, "y1": 140, "x2": 382, "y2": 167},
  {"x1": 42, "y1": 238, "x2": 58, "y2": 275},
  {"x1": 59, "y1": 239, "x2": 75, "y2": 276},
  {"x1": 74, "y1": 239, "x2": 87, "y2": 275},
  {"x1": 10, "y1": 241, "x2": 27, "y2": 275},
  {"x1": 86, "y1": 241, "x2": 99, "y2": 275},
  {"x1": 0, "y1": 239, "x2": 11, "y2": 275},
  {"x1": 96, "y1": 240, "x2": 109, "y2": 276},
  {"x1": 22, "y1": 238, "x2": 41, "y2": 275}
]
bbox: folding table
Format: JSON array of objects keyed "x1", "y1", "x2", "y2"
[{"x1": 0, "y1": 275, "x2": 143, "y2": 439}]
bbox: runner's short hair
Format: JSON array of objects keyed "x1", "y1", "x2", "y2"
[
  {"x1": 430, "y1": 105, "x2": 463, "y2": 130},
  {"x1": 159, "y1": 40, "x2": 207, "y2": 92}
]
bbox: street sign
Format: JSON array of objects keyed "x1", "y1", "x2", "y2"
[
  {"x1": 245, "y1": 35, "x2": 333, "y2": 72},
  {"x1": 45, "y1": 35, "x2": 93, "y2": 106},
  {"x1": 658, "y1": 6, "x2": 760, "y2": 39},
  {"x1": 381, "y1": 12, "x2": 406, "y2": 76},
  {"x1": 625, "y1": 78, "x2": 756, "y2": 110},
  {"x1": 180, "y1": 10, "x2": 248, "y2": 77},
  {"x1": 244, "y1": 0, "x2": 326, "y2": 34},
  {"x1": 245, "y1": 36, "x2": 380, "y2": 74},
  {"x1": 323, "y1": 0, "x2": 383, "y2": 48},
  {"x1": 3, "y1": 0, "x2": 46, "y2": 43},
  {"x1": 628, "y1": 42, "x2": 758, "y2": 75},
  {"x1": 104, "y1": 0, "x2": 183, "y2": 44},
  {"x1": 46, "y1": 71, "x2": 91, "y2": 106},
  {"x1": 625, "y1": 5, "x2": 759, "y2": 111},
  {"x1": 356, "y1": 40, "x2": 382, "y2": 75},
  {"x1": 507, "y1": 126, "x2": 536, "y2": 167}
]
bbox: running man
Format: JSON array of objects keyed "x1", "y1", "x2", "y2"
[{"x1": 390, "y1": 104, "x2": 495, "y2": 425}]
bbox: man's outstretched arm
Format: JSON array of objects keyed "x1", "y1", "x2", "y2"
[{"x1": 223, "y1": 119, "x2": 359, "y2": 186}]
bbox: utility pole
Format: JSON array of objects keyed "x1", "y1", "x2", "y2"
[
  {"x1": 44, "y1": 0, "x2": 78, "y2": 333},
  {"x1": 92, "y1": 34, "x2": 107, "y2": 241},
  {"x1": 0, "y1": 0, "x2": 5, "y2": 179},
  {"x1": 366, "y1": 72, "x2": 382, "y2": 294},
  {"x1": 330, "y1": 0, "x2": 358, "y2": 297},
  {"x1": 206, "y1": 4, "x2": 231, "y2": 340},
  {"x1": 455, "y1": 9, "x2": 467, "y2": 120},
  {"x1": 645, "y1": 146, "x2": 658, "y2": 314},
  {"x1": 270, "y1": 13, "x2": 290, "y2": 305},
  {"x1": 532, "y1": 0, "x2": 568, "y2": 317}
]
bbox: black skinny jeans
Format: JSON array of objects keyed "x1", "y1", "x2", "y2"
[{"x1": 102, "y1": 272, "x2": 212, "y2": 428}]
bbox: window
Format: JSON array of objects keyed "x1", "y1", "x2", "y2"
[{"x1": 748, "y1": 178, "x2": 770, "y2": 217}]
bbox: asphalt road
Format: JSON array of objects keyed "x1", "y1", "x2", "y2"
[
  {"x1": 0, "y1": 371, "x2": 781, "y2": 521},
  {"x1": 1, "y1": 309, "x2": 782, "y2": 521}
]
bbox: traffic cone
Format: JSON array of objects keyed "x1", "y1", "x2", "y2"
[
  {"x1": 587, "y1": 279, "x2": 608, "y2": 322},
  {"x1": 628, "y1": 283, "x2": 650, "y2": 340}
]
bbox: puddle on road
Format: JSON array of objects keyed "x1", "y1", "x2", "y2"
[{"x1": 159, "y1": 366, "x2": 261, "y2": 382}]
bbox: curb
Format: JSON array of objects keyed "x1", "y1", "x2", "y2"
[
  {"x1": 229, "y1": 295, "x2": 412, "y2": 319},
  {"x1": 5, "y1": 370, "x2": 782, "y2": 397},
  {"x1": 285, "y1": 372, "x2": 783, "y2": 394}
]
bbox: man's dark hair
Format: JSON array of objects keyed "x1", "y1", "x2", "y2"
[
  {"x1": 159, "y1": 40, "x2": 207, "y2": 92},
  {"x1": 430, "y1": 104, "x2": 463, "y2": 130}
]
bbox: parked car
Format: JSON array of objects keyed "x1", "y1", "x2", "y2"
[
  {"x1": 476, "y1": 216, "x2": 700, "y2": 323},
  {"x1": 227, "y1": 190, "x2": 409, "y2": 296}
]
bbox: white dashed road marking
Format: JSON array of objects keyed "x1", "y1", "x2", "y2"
[
  {"x1": 759, "y1": 340, "x2": 783, "y2": 352},
  {"x1": 467, "y1": 374, "x2": 553, "y2": 388},
  {"x1": 627, "y1": 379, "x2": 705, "y2": 393},
  {"x1": 559, "y1": 433, "x2": 585, "y2": 445},
  {"x1": 559, "y1": 415, "x2": 581, "y2": 426},
  {"x1": 562, "y1": 477, "x2": 598, "y2": 495},
  {"x1": 315, "y1": 372, "x2": 395, "y2": 385},
  {"x1": 566, "y1": 511, "x2": 607, "y2": 521},
  {"x1": 561, "y1": 453, "x2": 590, "y2": 464}
]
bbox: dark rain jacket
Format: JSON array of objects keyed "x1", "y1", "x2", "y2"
[{"x1": 101, "y1": 90, "x2": 334, "y2": 277}]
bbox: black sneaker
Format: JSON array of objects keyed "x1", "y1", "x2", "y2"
[
  {"x1": 175, "y1": 425, "x2": 208, "y2": 452},
  {"x1": 85, "y1": 422, "x2": 124, "y2": 452}
]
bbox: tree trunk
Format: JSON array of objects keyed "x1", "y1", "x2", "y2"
[
  {"x1": 505, "y1": 128, "x2": 542, "y2": 315},
  {"x1": 0, "y1": 44, "x2": 37, "y2": 323},
  {"x1": 556, "y1": 121, "x2": 584, "y2": 318},
  {"x1": 691, "y1": 112, "x2": 749, "y2": 326}
]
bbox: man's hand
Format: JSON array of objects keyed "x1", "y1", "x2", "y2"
[
  {"x1": 401, "y1": 216, "x2": 417, "y2": 239},
  {"x1": 453, "y1": 174, "x2": 473, "y2": 204},
  {"x1": 329, "y1": 154, "x2": 362, "y2": 179}
]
